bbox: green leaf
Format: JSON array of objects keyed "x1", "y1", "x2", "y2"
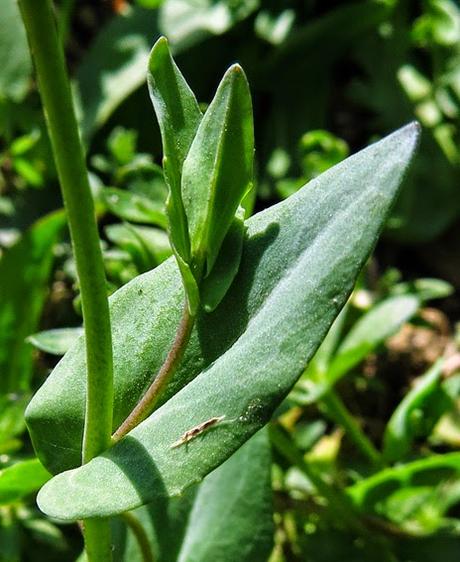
[
  {"x1": 112, "y1": 491, "x2": 195, "y2": 562},
  {"x1": 301, "y1": 305, "x2": 349, "y2": 382},
  {"x1": 136, "y1": 0, "x2": 165, "y2": 7},
  {"x1": 0, "y1": 211, "x2": 64, "y2": 393},
  {"x1": 200, "y1": 208, "x2": 245, "y2": 312},
  {"x1": 106, "y1": 223, "x2": 172, "y2": 272},
  {"x1": 147, "y1": 36, "x2": 202, "y2": 262},
  {"x1": 27, "y1": 328, "x2": 84, "y2": 356},
  {"x1": 369, "y1": 482, "x2": 460, "y2": 536},
  {"x1": 176, "y1": 428, "x2": 273, "y2": 562},
  {"x1": 113, "y1": 429, "x2": 272, "y2": 562},
  {"x1": 255, "y1": 9, "x2": 296, "y2": 45},
  {"x1": 347, "y1": 453, "x2": 460, "y2": 513},
  {"x1": 0, "y1": 510, "x2": 21, "y2": 562},
  {"x1": 102, "y1": 187, "x2": 167, "y2": 228},
  {"x1": 75, "y1": 6, "x2": 158, "y2": 140},
  {"x1": 28, "y1": 124, "x2": 420, "y2": 519},
  {"x1": 383, "y1": 360, "x2": 445, "y2": 462},
  {"x1": 182, "y1": 64, "x2": 253, "y2": 276},
  {"x1": 0, "y1": 395, "x2": 28, "y2": 453},
  {"x1": 107, "y1": 127, "x2": 138, "y2": 166},
  {"x1": 331, "y1": 295, "x2": 419, "y2": 378},
  {"x1": 296, "y1": 295, "x2": 420, "y2": 403},
  {"x1": 22, "y1": 517, "x2": 67, "y2": 552},
  {"x1": 0, "y1": 0, "x2": 32, "y2": 101},
  {"x1": 159, "y1": 0, "x2": 260, "y2": 52},
  {"x1": 0, "y1": 459, "x2": 51, "y2": 505},
  {"x1": 391, "y1": 277, "x2": 454, "y2": 302}
]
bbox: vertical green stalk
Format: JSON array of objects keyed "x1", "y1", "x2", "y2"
[
  {"x1": 18, "y1": 1, "x2": 113, "y2": 560},
  {"x1": 321, "y1": 390, "x2": 383, "y2": 468}
]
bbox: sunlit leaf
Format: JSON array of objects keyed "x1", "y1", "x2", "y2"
[
  {"x1": 27, "y1": 328, "x2": 84, "y2": 356},
  {"x1": 159, "y1": 0, "x2": 260, "y2": 52},
  {"x1": 0, "y1": 211, "x2": 64, "y2": 393},
  {"x1": 28, "y1": 124, "x2": 419, "y2": 519},
  {"x1": 0, "y1": 459, "x2": 50, "y2": 505},
  {"x1": 112, "y1": 429, "x2": 272, "y2": 562},
  {"x1": 182, "y1": 63, "x2": 253, "y2": 276},
  {"x1": 75, "y1": 6, "x2": 158, "y2": 140}
]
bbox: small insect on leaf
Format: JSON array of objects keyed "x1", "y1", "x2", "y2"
[{"x1": 170, "y1": 415, "x2": 226, "y2": 449}]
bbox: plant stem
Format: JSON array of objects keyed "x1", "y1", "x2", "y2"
[
  {"x1": 84, "y1": 520, "x2": 112, "y2": 562},
  {"x1": 321, "y1": 389, "x2": 383, "y2": 468},
  {"x1": 18, "y1": 0, "x2": 114, "y2": 559},
  {"x1": 121, "y1": 512, "x2": 154, "y2": 562},
  {"x1": 112, "y1": 302, "x2": 195, "y2": 443},
  {"x1": 58, "y1": 0, "x2": 76, "y2": 46}
]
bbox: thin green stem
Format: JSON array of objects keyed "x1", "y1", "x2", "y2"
[
  {"x1": 18, "y1": 0, "x2": 113, "y2": 464},
  {"x1": 18, "y1": 1, "x2": 113, "y2": 559},
  {"x1": 112, "y1": 301, "x2": 195, "y2": 443},
  {"x1": 321, "y1": 389, "x2": 384, "y2": 468},
  {"x1": 121, "y1": 512, "x2": 154, "y2": 562}
]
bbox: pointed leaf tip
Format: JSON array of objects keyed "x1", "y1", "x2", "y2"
[
  {"x1": 182, "y1": 60, "x2": 253, "y2": 276},
  {"x1": 151, "y1": 35, "x2": 169, "y2": 53},
  {"x1": 391, "y1": 121, "x2": 421, "y2": 152},
  {"x1": 30, "y1": 126, "x2": 419, "y2": 519}
]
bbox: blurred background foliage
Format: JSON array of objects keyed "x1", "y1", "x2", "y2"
[{"x1": 0, "y1": 0, "x2": 459, "y2": 560}]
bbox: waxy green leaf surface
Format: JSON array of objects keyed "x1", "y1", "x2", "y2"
[
  {"x1": 28, "y1": 124, "x2": 419, "y2": 519},
  {"x1": 181, "y1": 63, "x2": 253, "y2": 274},
  {"x1": 147, "y1": 37, "x2": 202, "y2": 262},
  {"x1": 113, "y1": 430, "x2": 272, "y2": 562}
]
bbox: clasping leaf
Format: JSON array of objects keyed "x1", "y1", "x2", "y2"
[
  {"x1": 29, "y1": 124, "x2": 421, "y2": 520},
  {"x1": 148, "y1": 37, "x2": 254, "y2": 313},
  {"x1": 181, "y1": 63, "x2": 254, "y2": 285},
  {"x1": 147, "y1": 37, "x2": 202, "y2": 310}
]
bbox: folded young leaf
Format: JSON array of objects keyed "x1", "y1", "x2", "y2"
[
  {"x1": 181, "y1": 63, "x2": 253, "y2": 277},
  {"x1": 147, "y1": 36, "x2": 202, "y2": 263},
  {"x1": 28, "y1": 124, "x2": 420, "y2": 519}
]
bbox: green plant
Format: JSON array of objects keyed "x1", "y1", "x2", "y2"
[{"x1": 16, "y1": 0, "x2": 424, "y2": 554}]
